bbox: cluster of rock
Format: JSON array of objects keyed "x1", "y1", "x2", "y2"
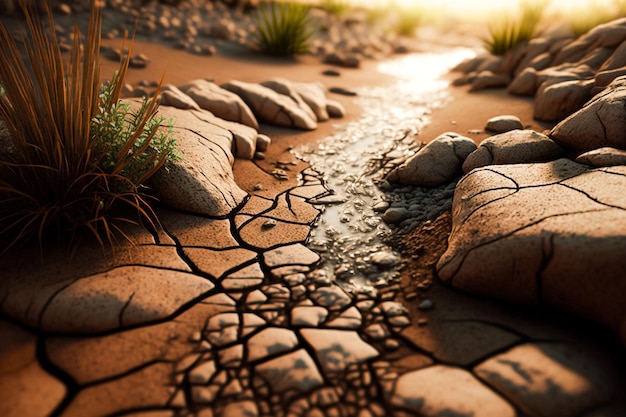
[
  {"x1": 14, "y1": 0, "x2": 414, "y2": 68},
  {"x1": 145, "y1": 77, "x2": 344, "y2": 217},
  {"x1": 388, "y1": 74, "x2": 626, "y2": 343},
  {"x1": 454, "y1": 18, "x2": 626, "y2": 122}
]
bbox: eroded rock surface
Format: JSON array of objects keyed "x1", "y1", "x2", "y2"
[
  {"x1": 438, "y1": 159, "x2": 626, "y2": 343},
  {"x1": 148, "y1": 105, "x2": 248, "y2": 216},
  {"x1": 551, "y1": 75, "x2": 626, "y2": 153},
  {"x1": 221, "y1": 80, "x2": 318, "y2": 130}
]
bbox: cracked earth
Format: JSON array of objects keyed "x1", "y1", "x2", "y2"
[{"x1": 2, "y1": 52, "x2": 626, "y2": 417}]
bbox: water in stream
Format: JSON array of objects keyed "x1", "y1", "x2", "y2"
[{"x1": 293, "y1": 48, "x2": 476, "y2": 292}]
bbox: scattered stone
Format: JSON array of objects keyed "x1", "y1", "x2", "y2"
[
  {"x1": 326, "y1": 99, "x2": 346, "y2": 118},
  {"x1": 382, "y1": 207, "x2": 412, "y2": 224},
  {"x1": 221, "y1": 80, "x2": 318, "y2": 130},
  {"x1": 323, "y1": 52, "x2": 360, "y2": 68},
  {"x1": 417, "y1": 299, "x2": 434, "y2": 311},
  {"x1": 329, "y1": 86, "x2": 357, "y2": 96},
  {"x1": 370, "y1": 251, "x2": 400, "y2": 268},
  {"x1": 462, "y1": 129, "x2": 563, "y2": 173},
  {"x1": 323, "y1": 69, "x2": 341, "y2": 76},
  {"x1": 485, "y1": 115, "x2": 524, "y2": 133},
  {"x1": 178, "y1": 79, "x2": 259, "y2": 129},
  {"x1": 387, "y1": 132, "x2": 476, "y2": 186}
]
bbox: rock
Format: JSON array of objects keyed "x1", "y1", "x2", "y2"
[
  {"x1": 438, "y1": 159, "x2": 626, "y2": 344},
  {"x1": 389, "y1": 365, "x2": 516, "y2": 417},
  {"x1": 552, "y1": 18, "x2": 626, "y2": 66},
  {"x1": 159, "y1": 85, "x2": 201, "y2": 110},
  {"x1": 293, "y1": 81, "x2": 330, "y2": 121},
  {"x1": 260, "y1": 78, "x2": 317, "y2": 122},
  {"x1": 462, "y1": 130, "x2": 563, "y2": 173},
  {"x1": 551, "y1": 75, "x2": 626, "y2": 153},
  {"x1": 382, "y1": 207, "x2": 412, "y2": 224},
  {"x1": 329, "y1": 86, "x2": 357, "y2": 96},
  {"x1": 508, "y1": 67, "x2": 539, "y2": 96},
  {"x1": 148, "y1": 105, "x2": 248, "y2": 216},
  {"x1": 326, "y1": 99, "x2": 346, "y2": 118},
  {"x1": 323, "y1": 51, "x2": 360, "y2": 68},
  {"x1": 513, "y1": 37, "x2": 560, "y2": 75},
  {"x1": 485, "y1": 115, "x2": 524, "y2": 133},
  {"x1": 576, "y1": 147, "x2": 626, "y2": 167},
  {"x1": 469, "y1": 71, "x2": 511, "y2": 91},
  {"x1": 221, "y1": 80, "x2": 317, "y2": 130},
  {"x1": 178, "y1": 79, "x2": 258, "y2": 129},
  {"x1": 534, "y1": 79, "x2": 595, "y2": 122},
  {"x1": 256, "y1": 133, "x2": 271, "y2": 152},
  {"x1": 387, "y1": 132, "x2": 477, "y2": 186}
]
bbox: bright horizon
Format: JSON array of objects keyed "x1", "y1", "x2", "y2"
[{"x1": 348, "y1": 0, "x2": 616, "y2": 16}]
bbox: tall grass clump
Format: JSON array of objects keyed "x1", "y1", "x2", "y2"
[
  {"x1": 484, "y1": 0, "x2": 549, "y2": 55},
  {"x1": 319, "y1": 0, "x2": 351, "y2": 17},
  {"x1": 393, "y1": 4, "x2": 423, "y2": 36},
  {"x1": 0, "y1": 1, "x2": 177, "y2": 253},
  {"x1": 567, "y1": 1, "x2": 620, "y2": 36},
  {"x1": 254, "y1": 1, "x2": 313, "y2": 56}
]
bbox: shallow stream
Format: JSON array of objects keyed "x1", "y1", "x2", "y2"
[{"x1": 293, "y1": 48, "x2": 475, "y2": 292}]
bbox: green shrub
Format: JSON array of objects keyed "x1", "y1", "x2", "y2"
[
  {"x1": 0, "y1": 1, "x2": 177, "y2": 252},
  {"x1": 484, "y1": 0, "x2": 549, "y2": 55},
  {"x1": 567, "y1": 1, "x2": 617, "y2": 36},
  {"x1": 254, "y1": 1, "x2": 313, "y2": 56},
  {"x1": 319, "y1": 0, "x2": 351, "y2": 17},
  {"x1": 394, "y1": 4, "x2": 423, "y2": 36}
]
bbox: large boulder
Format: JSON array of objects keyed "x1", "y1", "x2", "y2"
[
  {"x1": 178, "y1": 79, "x2": 259, "y2": 129},
  {"x1": 551, "y1": 75, "x2": 626, "y2": 153},
  {"x1": 462, "y1": 130, "x2": 563, "y2": 173},
  {"x1": 148, "y1": 105, "x2": 248, "y2": 217},
  {"x1": 386, "y1": 132, "x2": 476, "y2": 186},
  {"x1": 221, "y1": 80, "x2": 318, "y2": 130},
  {"x1": 437, "y1": 159, "x2": 626, "y2": 344}
]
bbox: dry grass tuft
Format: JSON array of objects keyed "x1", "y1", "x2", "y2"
[{"x1": 0, "y1": 0, "x2": 177, "y2": 253}]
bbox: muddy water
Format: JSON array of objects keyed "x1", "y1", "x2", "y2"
[{"x1": 293, "y1": 48, "x2": 475, "y2": 291}]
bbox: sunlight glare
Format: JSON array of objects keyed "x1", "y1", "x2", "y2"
[{"x1": 354, "y1": 0, "x2": 615, "y2": 16}]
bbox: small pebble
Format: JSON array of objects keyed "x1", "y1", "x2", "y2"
[
  {"x1": 323, "y1": 69, "x2": 341, "y2": 76},
  {"x1": 262, "y1": 219, "x2": 277, "y2": 230},
  {"x1": 418, "y1": 299, "x2": 434, "y2": 311},
  {"x1": 329, "y1": 87, "x2": 357, "y2": 96}
]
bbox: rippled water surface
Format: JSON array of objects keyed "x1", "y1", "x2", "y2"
[{"x1": 293, "y1": 48, "x2": 475, "y2": 291}]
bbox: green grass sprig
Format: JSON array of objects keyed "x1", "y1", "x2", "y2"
[{"x1": 254, "y1": 1, "x2": 313, "y2": 57}]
